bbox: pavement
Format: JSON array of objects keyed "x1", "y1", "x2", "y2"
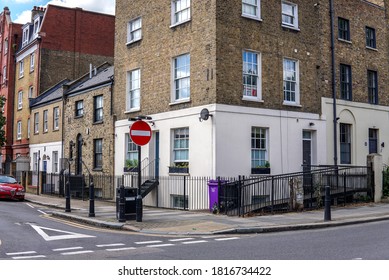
[{"x1": 24, "y1": 193, "x2": 389, "y2": 235}]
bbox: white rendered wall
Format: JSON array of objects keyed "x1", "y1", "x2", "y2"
[
  {"x1": 115, "y1": 104, "x2": 327, "y2": 178},
  {"x1": 322, "y1": 97, "x2": 389, "y2": 166},
  {"x1": 29, "y1": 141, "x2": 62, "y2": 173}
]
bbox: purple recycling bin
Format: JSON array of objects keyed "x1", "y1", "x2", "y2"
[{"x1": 208, "y1": 180, "x2": 219, "y2": 212}]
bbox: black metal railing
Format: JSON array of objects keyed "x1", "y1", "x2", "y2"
[{"x1": 218, "y1": 165, "x2": 373, "y2": 216}]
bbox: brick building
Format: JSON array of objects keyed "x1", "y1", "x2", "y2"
[
  {"x1": 0, "y1": 7, "x2": 22, "y2": 173},
  {"x1": 113, "y1": 0, "x2": 389, "y2": 179},
  {"x1": 63, "y1": 63, "x2": 115, "y2": 179},
  {"x1": 12, "y1": 4, "x2": 115, "y2": 169}
]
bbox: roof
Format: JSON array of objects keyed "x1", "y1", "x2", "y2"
[
  {"x1": 29, "y1": 79, "x2": 69, "y2": 108},
  {"x1": 66, "y1": 64, "x2": 114, "y2": 96}
]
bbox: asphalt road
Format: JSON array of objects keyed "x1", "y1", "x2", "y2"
[{"x1": 1, "y1": 200, "x2": 388, "y2": 260}]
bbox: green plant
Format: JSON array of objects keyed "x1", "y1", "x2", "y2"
[
  {"x1": 256, "y1": 161, "x2": 270, "y2": 168},
  {"x1": 172, "y1": 162, "x2": 189, "y2": 168},
  {"x1": 383, "y1": 166, "x2": 389, "y2": 197},
  {"x1": 125, "y1": 159, "x2": 138, "y2": 168}
]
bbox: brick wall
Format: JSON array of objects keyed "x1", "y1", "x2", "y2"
[{"x1": 64, "y1": 85, "x2": 115, "y2": 176}]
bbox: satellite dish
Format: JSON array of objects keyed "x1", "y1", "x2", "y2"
[{"x1": 199, "y1": 108, "x2": 212, "y2": 122}]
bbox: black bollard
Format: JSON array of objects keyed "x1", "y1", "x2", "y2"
[
  {"x1": 88, "y1": 179, "x2": 95, "y2": 217},
  {"x1": 324, "y1": 185, "x2": 331, "y2": 221},
  {"x1": 118, "y1": 185, "x2": 126, "y2": 222},
  {"x1": 65, "y1": 179, "x2": 71, "y2": 213},
  {"x1": 136, "y1": 194, "x2": 143, "y2": 222}
]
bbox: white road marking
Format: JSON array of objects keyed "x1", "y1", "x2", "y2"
[
  {"x1": 37, "y1": 210, "x2": 47, "y2": 215},
  {"x1": 12, "y1": 255, "x2": 46, "y2": 260},
  {"x1": 6, "y1": 251, "x2": 37, "y2": 256},
  {"x1": 146, "y1": 244, "x2": 175, "y2": 248},
  {"x1": 26, "y1": 203, "x2": 35, "y2": 208},
  {"x1": 96, "y1": 243, "x2": 125, "y2": 248},
  {"x1": 182, "y1": 240, "x2": 208, "y2": 245},
  {"x1": 106, "y1": 247, "x2": 137, "y2": 252},
  {"x1": 214, "y1": 237, "x2": 240, "y2": 241},
  {"x1": 61, "y1": 250, "x2": 94, "y2": 256},
  {"x1": 28, "y1": 224, "x2": 96, "y2": 241},
  {"x1": 52, "y1": 247, "x2": 84, "y2": 252},
  {"x1": 135, "y1": 240, "x2": 162, "y2": 245},
  {"x1": 169, "y1": 238, "x2": 194, "y2": 242}
]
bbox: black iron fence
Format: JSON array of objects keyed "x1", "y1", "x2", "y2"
[
  {"x1": 16, "y1": 165, "x2": 373, "y2": 214},
  {"x1": 218, "y1": 165, "x2": 373, "y2": 216}
]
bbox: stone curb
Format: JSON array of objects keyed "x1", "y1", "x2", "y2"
[{"x1": 26, "y1": 198, "x2": 389, "y2": 236}]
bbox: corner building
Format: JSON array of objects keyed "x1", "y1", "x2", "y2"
[{"x1": 113, "y1": 0, "x2": 388, "y2": 178}]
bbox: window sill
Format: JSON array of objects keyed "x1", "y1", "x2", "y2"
[
  {"x1": 169, "y1": 98, "x2": 190, "y2": 106},
  {"x1": 241, "y1": 14, "x2": 262, "y2": 22},
  {"x1": 282, "y1": 101, "x2": 302, "y2": 108},
  {"x1": 74, "y1": 115, "x2": 84, "y2": 119},
  {"x1": 281, "y1": 24, "x2": 300, "y2": 32},
  {"x1": 366, "y1": 46, "x2": 377, "y2": 51},
  {"x1": 53, "y1": 128, "x2": 59, "y2": 132},
  {"x1": 93, "y1": 168, "x2": 103, "y2": 172},
  {"x1": 338, "y1": 38, "x2": 352, "y2": 44},
  {"x1": 124, "y1": 108, "x2": 141, "y2": 114},
  {"x1": 93, "y1": 120, "x2": 104, "y2": 125},
  {"x1": 242, "y1": 96, "x2": 264, "y2": 103},
  {"x1": 126, "y1": 38, "x2": 142, "y2": 46},
  {"x1": 170, "y1": 19, "x2": 191, "y2": 29}
]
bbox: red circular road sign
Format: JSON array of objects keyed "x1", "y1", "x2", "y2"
[{"x1": 130, "y1": 120, "x2": 152, "y2": 146}]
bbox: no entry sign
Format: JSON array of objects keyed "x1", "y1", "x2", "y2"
[{"x1": 130, "y1": 120, "x2": 152, "y2": 146}]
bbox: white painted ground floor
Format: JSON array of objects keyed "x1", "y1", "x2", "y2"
[
  {"x1": 115, "y1": 104, "x2": 328, "y2": 178},
  {"x1": 322, "y1": 97, "x2": 389, "y2": 167},
  {"x1": 29, "y1": 142, "x2": 62, "y2": 174}
]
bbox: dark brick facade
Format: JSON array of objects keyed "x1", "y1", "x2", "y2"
[{"x1": 114, "y1": 0, "x2": 389, "y2": 119}]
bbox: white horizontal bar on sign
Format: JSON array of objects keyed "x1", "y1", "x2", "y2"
[{"x1": 131, "y1": 130, "x2": 151, "y2": 137}]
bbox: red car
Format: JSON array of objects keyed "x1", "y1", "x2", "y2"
[{"x1": 0, "y1": 175, "x2": 25, "y2": 201}]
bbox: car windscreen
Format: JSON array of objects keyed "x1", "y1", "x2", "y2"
[{"x1": 0, "y1": 176, "x2": 17, "y2": 184}]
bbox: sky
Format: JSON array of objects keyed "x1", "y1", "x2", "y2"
[{"x1": 2, "y1": 0, "x2": 115, "y2": 24}]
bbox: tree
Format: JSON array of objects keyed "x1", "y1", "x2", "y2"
[{"x1": 0, "y1": 96, "x2": 6, "y2": 148}]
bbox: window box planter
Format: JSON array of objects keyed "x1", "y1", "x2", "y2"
[
  {"x1": 123, "y1": 167, "x2": 139, "y2": 173},
  {"x1": 169, "y1": 166, "x2": 189, "y2": 174},
  {"x1": 251, "y1": 167, "x2": 271, "y2": 175}
]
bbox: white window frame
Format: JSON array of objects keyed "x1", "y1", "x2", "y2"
[
  {"x1": 2, "y1": 66, "x2": 6, "y2": 84},
  {"x1": 17, "y1": 91, "x2": 23, "y2": 109},
  {"x1": 27, "y1": 118, "x2": 31, "y2": 139},
  {"x1": 19, "y1": 60, "x2": 24, "y2": 78},
  {"x1": 30, "y1": 53, "x2": 35, "y2": 72},
  {"x1": 28, "y1": 86, "x2": 34, "y2": 98},
  {"x1": 52, "y1": 151, "x2": 59, "y2": 173},
  {"x1": 125, "y1": 133, "x2": 138, "y2": 162},
  {"x1": 171, "y1": 0, "x2": 191, "y2": 27},
  {"x1": 281, "y1": 1, "x2": 299, "y2": 30},
  {"x1": 4, "y1": 38, "x2": 8, "y2": 54},
  {"x1": 43, "y1": 110, "x2": 48, "y2": 132},
  {"x1": 33, "y1": 152, "x2": 38, "y2": 171},
  {"x1": 33, "y1": 16, "x2": 40, "y2": 38},
  {"x1": 22, "y1": 28, "x2": 29, "y2": 47},
  {"x1": 243, "y1": 50, "x2": 262, "y2": 101},
  {"x1": 127, "y1": 69, "x2": 141, "y2": 111},
  {"x1": 251, "y1": 127, "x2": 268, "y2": 168},
  {"x1": 172, "y1": 127, "x2": 189, "y2": 165},
  {"x1": 17, "y1": 121, "x2": 22, "y2": 140},
  {"x1": 242, "y1": 0, "x2": 261, "y2": 21},
  {"x1": 127, "y1": 17, "x2": 142, "y2": 45},
  {"x1": 53, "y1": 107, "x2": 59, "y2": 130},
  {"x1": 34, "y1": 112, "x2": 39, "y2": 133},
  {"x1": 172, "y1": 53, "x2": 190, "y2": 103},
  {"x1": 283, "y1": 57, "x2": 300, "y2": 106}
]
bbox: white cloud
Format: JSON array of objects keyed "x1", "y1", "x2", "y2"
[
  {"x1": 46, "y1": 0, "x2": 115, "y2": 15},
  {"x1": 14, "y1": 10, "x2": 32, "y2": 24}
]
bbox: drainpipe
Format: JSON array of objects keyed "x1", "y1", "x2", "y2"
[{"x1": 330, "y1": 0, "x2": 338, "y2": 166}]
